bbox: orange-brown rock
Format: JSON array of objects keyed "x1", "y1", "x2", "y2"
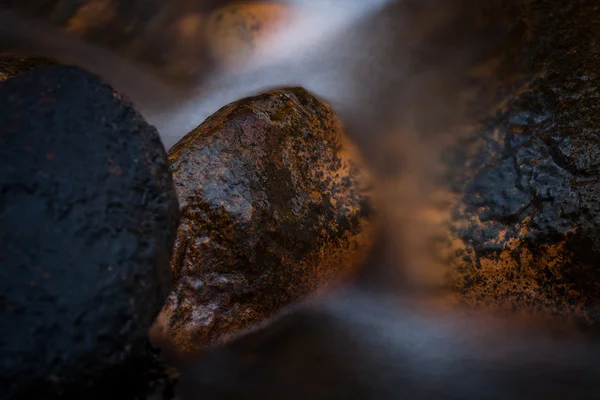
[{"x1": 151, "y1": 87, "x2": 374, "y2": 356}]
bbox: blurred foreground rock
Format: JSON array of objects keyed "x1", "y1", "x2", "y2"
[
  {"x1": 0, "y1": 64, "x2": 179, "y2": 399},
  {"x1": 151, "y1": 87, "x2": 375, "y2": 356}
]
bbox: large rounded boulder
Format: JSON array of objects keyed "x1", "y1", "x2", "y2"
[{"x1": 151, "y1": 87, "x2": 375, "y2": 355}]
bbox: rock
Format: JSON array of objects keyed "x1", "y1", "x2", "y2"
[
  {"x1": 151, "y1": 87, "x2": 374, "y2": 356},
  {"x1": 0, "y1": 65, "x2": 180, "y2": 398},
  {"x1": 441, "y1": 0, "x2": 600, "y2": 329},
  {"x1": 0, "y1": 54, "x2": 60, "y2": 81}
]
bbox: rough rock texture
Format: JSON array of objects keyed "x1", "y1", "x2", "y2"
[
  {"x1": 0, "y1": 65, "x2": 180, "y2": 399},
  {"x1": 151, "y1": 87, "x2": 374, "y2": 355},
  {"x1": 440, "y1": 0, "x2": 600, "y2": 328}
]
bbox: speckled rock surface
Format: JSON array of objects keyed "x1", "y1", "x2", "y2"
[
  {"x1": 440, "y1": 0, "x2": 600, "y2": 328},
  {"x1": 151, "y1": 87, "x2": 375, "y2": 355},
  {"x1": 0, "y1": 65, "x2": 179, "y2": 399}
]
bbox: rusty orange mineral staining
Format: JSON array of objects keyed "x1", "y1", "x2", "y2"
[{"x1": 150, "y1": 87, "x2": 375, "y2": 356}]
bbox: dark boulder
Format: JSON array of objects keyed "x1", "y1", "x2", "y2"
[
  {"x1": 150, "y1": 87, "x2": 375, "y2": 356},
  {"x1": 442, "y1": 0, "x2": 600, "y2": 329},
  {"x1": 0, "y1": 65, "x2": 179, "y2": 399}
]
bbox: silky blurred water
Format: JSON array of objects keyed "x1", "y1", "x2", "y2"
[{"x1": 0, "y1": 0, "x2": 522, "y2": 293}]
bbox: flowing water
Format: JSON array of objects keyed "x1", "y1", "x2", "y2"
[
  {"x1": 0, "y1": 0, "x2": 527, "y2": 293},
  {"x1": 4, "y1": 2, "x2": 600, "y2": 397}
]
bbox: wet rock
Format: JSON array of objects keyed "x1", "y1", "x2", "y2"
[
  {"x1": 0, "y1": 65, "x2": 179, "y2": 398},
  {"x1": 442, "y1": 0, "x2": 600, "y2": 328},
  {"x1": 151, "y1": 87, "x2": 374, "y2": 355}
]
